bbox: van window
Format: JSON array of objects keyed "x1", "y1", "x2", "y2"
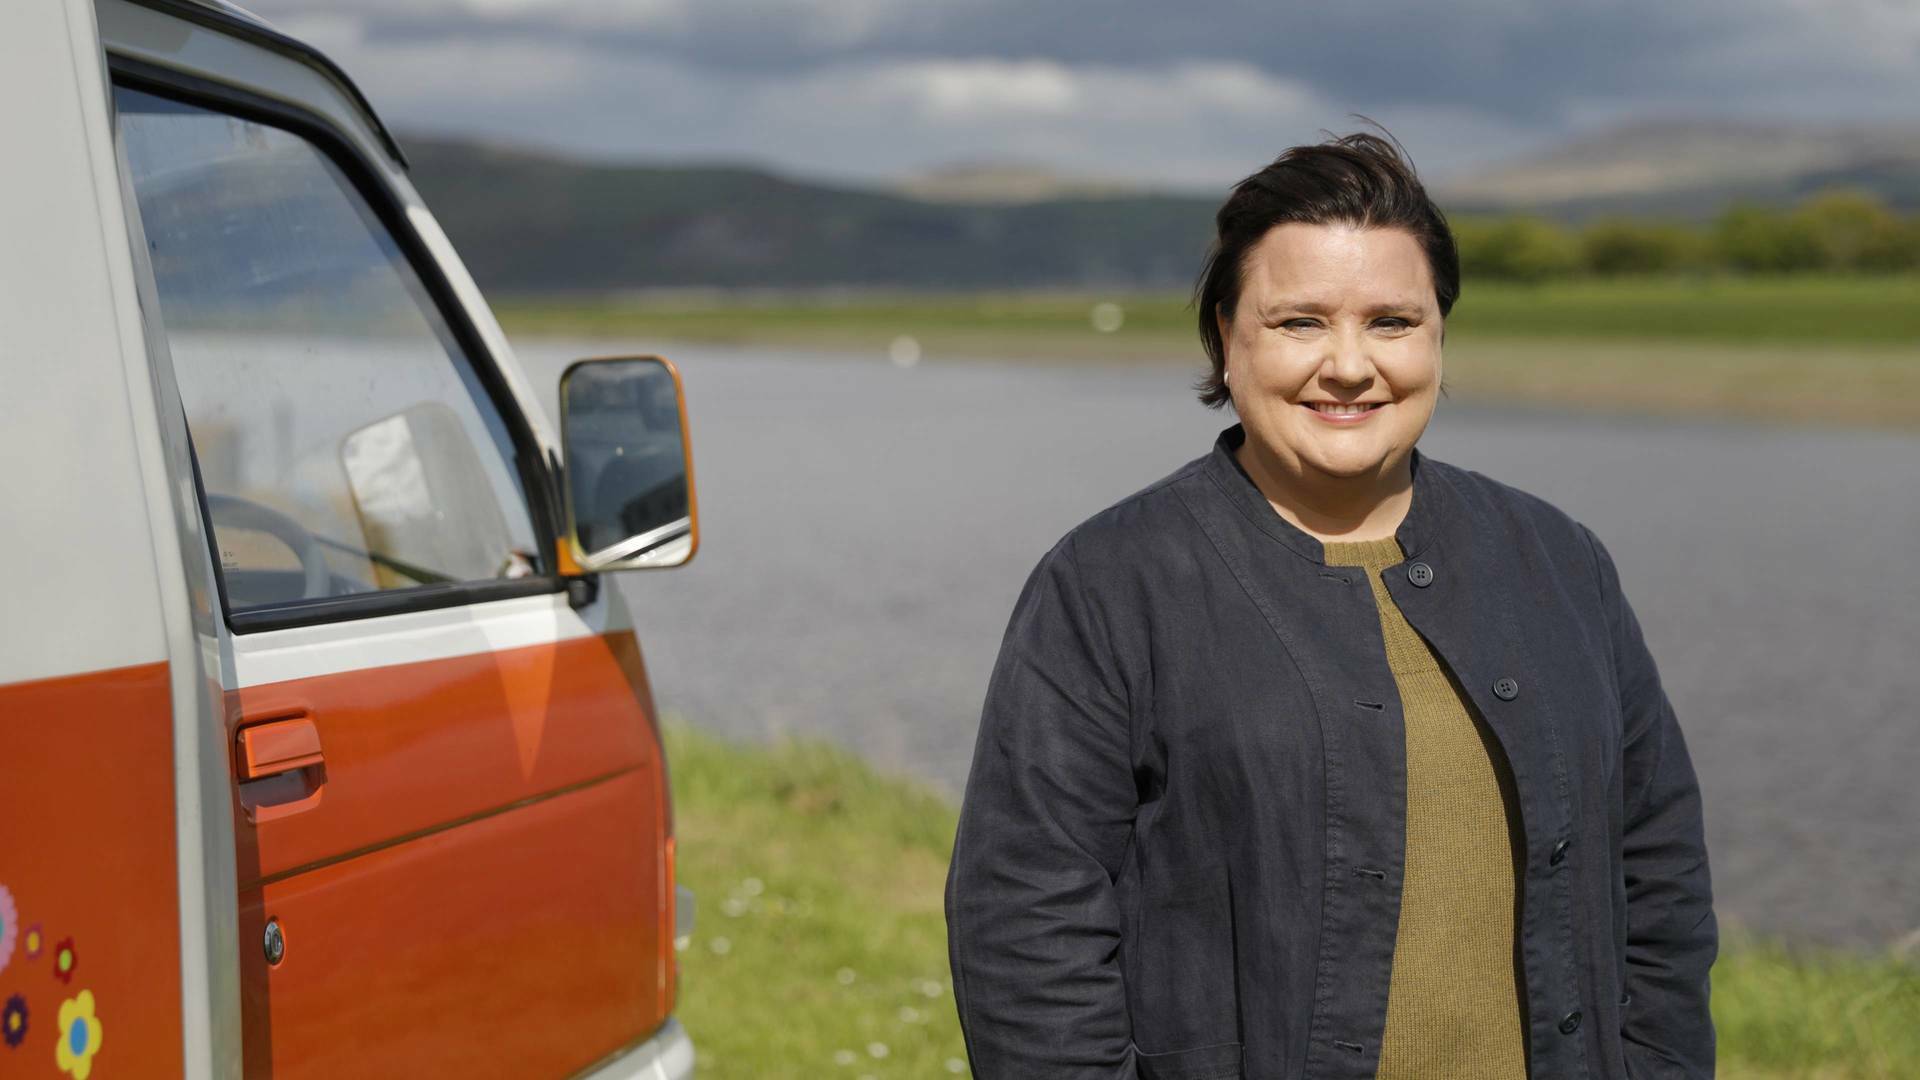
[{"x1": 115, "y1": 87, "x2": 543, "y2": 614}]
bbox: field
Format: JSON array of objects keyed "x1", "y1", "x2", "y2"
[
  {"x1": 497, "y1": 275, "x2": 1920, "y2": 429},
  {"x1": 662, "y1": 721, "x2": 1920, "y2": 1080}
]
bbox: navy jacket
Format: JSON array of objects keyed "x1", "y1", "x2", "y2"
[{"x1": 945, "y1": 423, "x2": 1716, "y2": 1079}]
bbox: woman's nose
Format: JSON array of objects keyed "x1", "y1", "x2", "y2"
[{"x1": 1320, "y1": 327, "x2": 1374, "y2": 385}]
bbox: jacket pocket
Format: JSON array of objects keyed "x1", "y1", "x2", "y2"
[
  {"x1": 1134, "y1": 1039, "x2": 1244, "y2": 1080},
  {"x1": 1125, "y1": 859, "x2": 1240, "y2": 1062}
]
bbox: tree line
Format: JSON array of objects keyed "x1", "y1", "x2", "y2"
[{"x1": 1451, "y1": 189, "x2": 1920, "y2": 281}]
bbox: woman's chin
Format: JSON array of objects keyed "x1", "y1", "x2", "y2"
[{"x1": 1299, "y1": 442, "x2": 1397, "y2": 479}]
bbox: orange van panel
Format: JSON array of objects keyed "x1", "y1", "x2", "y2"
[
  {"x1": 232, "y1": 629, "x2": 670, "y2": 1074},
  {"x1": 0, "y1": 662, "x2": 183, "y2": 1077},
  {"x1": 238, "y1": 768, "x2": 663, "y2": 1077},
  {"x1": 233, "y1": 632, "x2": 663, "y2": 885}
]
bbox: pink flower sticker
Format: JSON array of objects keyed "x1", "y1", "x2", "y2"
[{"x1": 0, "y1": 885, "x2": 16, "y2": 975}]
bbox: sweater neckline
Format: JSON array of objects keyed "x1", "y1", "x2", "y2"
[{"x1": 1321, "y1": 534, "x2": 1407, "y2": 570}]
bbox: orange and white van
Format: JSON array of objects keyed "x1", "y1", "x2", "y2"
[{"x1": 2, "y1": 1, "x2": 698, "y2": 1075}]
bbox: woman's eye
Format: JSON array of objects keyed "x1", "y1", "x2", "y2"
[
  {"x1": 1281, "y1": 318, "x2": 1319, "y2": 331},
  {"x1": 1373, "y1": 318, "x2": 1410, "y2": 331}
]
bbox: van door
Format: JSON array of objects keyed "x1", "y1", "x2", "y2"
[{"x1": 113, "y1": 81, "x2": 673, "y2": 1076}]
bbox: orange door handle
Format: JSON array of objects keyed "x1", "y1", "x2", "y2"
[
  {"x1": 238, "y1": 716, "x2": 324, "y2": 779},
  {"x1": 236, "y1": 714, "x2": 325, "y2": 822}
]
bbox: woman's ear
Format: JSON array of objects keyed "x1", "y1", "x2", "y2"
[{"x1": 1216, "y1": 305, "x2": 1234, "y2": 384}]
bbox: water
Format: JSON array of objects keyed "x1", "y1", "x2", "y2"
[{"x1": 520, "y1": 339, "x2": 1920, "y2": 950}]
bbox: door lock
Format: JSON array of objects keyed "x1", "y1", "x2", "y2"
[{"x1": 263, "y1": 918, "x2": 286, "y2": 966}]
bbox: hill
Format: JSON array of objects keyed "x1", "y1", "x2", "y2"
[
  {"x1": 1437, "y1": 119, "x2": 1920, "y2": 222},
  {"x1": 402, "y1": 138, "x2": 1215, "y2": 293},
  {"x1": 403, "y1": 118, "x2": 1920, "y2": 293}
]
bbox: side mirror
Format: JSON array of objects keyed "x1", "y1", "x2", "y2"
[{"x1": 558, "y1": 356, "x2": 698, "y2": 571}]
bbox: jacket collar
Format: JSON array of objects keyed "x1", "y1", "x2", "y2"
[{"x1": 1199, "y1": 422, "x2": 1446, "y2": 566}]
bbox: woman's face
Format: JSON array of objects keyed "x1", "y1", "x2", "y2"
[{"x1": 1220, "y1": 222, "x2": 1442, "y2": 485}]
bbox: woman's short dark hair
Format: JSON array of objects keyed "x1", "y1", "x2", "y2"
[{"x1": 1193, "y1": 129, "x2": 1459, "y2": 409}]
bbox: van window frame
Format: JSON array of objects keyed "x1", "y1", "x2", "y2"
[{"x1": 109, "y1": 56, "x2": 570, "y2": 634}]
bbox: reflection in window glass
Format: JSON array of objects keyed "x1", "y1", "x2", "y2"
[{"x1": 117, "y1": 88, "x2": 541, "y2": 612}]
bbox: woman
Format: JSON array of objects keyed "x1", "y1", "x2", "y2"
[{"x1": 944, "y1": 133, "x2": 1716, "y2": 1080}]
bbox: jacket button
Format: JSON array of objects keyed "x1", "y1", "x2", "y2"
[
  {"x1": 1550, "y1": 838, "x2": 1571, "y2": 866},
  {"x1": 1559, "y1": 1010, "x2": 1582, "y2": 1034},
  {"x1": 1408, "y1": 561, "x2": 1434, "y2": 587},
  {"x1": 1493, "y1": 677, "x2": 1520, "y2": 701},
  {"x1": 1618, "y1": 992, "x2": 1632, "y2": 1007}
]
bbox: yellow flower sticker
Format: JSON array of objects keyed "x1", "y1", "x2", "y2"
[{"x1": 55, "y1": 990, "x2": 102, "y2": 1079}]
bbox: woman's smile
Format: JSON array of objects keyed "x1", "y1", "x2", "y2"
[{"x1": 1302, "y1": 400, "x2": 1389, "y2": 424}]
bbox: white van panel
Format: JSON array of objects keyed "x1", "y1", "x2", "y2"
[
  {"x1": 0, "y1": 0, "x2": 171, "y2": 685},
  {"x1": 231, "y1": 591, "x2": 601, "y2": 688}
]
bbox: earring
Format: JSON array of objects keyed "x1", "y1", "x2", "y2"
[{"x1": 1224, "y1": 369, "x2": 1231, "y2": 383}]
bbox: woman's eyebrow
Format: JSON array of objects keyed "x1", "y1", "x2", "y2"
[
  {"x1": 1257, "y1": 299, "x2": 1426, "y2": 320},
  {"x1": 1366, "y1": 302, "x2": 1426, "y2": 318},
  {"x1": 1257, "y1": 298, "x2": 1335, "y2": 319}
]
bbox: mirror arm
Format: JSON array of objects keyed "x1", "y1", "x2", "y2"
[
  {"x1": 545, "y1": 446, "x2": 570, "y2": 561},
  {"x1": 566, "y1": 575, "x2": 599, "y2": 610}
]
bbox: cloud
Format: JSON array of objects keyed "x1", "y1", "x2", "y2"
[{"x1": 249, "y1": 0, "x2": 1920, "y2": 186}]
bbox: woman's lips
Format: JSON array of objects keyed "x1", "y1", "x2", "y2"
[{"x1": 1301, "y1": 401, "x2": 1387, "y2": 424}]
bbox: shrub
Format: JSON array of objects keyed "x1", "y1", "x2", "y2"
[
  {"x1": 1455, "y1": 216, "x2": 1583, "y2": 282},
  {"x1": 1580, "y1": 218, "x2": 1706, "y2": 275},
  {"x1": 1713, "y1": 203, "x2": 1824, "y2": 272},
  {"x1": 1792, "y1": 189, "x2": 1904, "y2": 271}
]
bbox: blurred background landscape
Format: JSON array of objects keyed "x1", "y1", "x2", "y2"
[
  {"x1": 252, "y1": 1, "x2": 1919, "y2": 1074},
  {"x1": 412, "y1": 117, "x2": 1920, "y2": 293},
  {"x1": 428, "y1": 120, "x2": 1920, "y2": 429}
]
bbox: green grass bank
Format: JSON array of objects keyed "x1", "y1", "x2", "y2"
[
  {"x1": 499, "y1": 275, "x2": 1920, "y2": 430},
  {"x1": 509, "y1": 274, "x2": 1920, "y2": 348},
  {"x1": 662, "y1": 721, "x2": 1919, "y2": 1079}
]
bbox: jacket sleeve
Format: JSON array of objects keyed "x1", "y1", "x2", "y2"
[
  {"x1": 946, "y1": 534, "x2": 1140, "y2": 1078},
  {"x1": 1584, "y1": 524, "x2": 1718, "y2": 1078}
]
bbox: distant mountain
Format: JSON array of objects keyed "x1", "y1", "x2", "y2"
[
  {"x1": 402, "y1": 119, "x2": 1920, "y2": 294},
  {"x1": 1437, "y1": 119, "x2": 1920, "y2": 221},
  {"x1": 892, "y1": 160, "x2": 1145, "y2": 204},
  {"x1": 402, "y1": 138, "x2": 1214, "y2": 294}
]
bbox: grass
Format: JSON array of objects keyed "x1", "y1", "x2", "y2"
[
  {"x1": 1444, "y1": 275, "x2": 1920, "y2": 344},
  {"x1": 663, "y1": 720, "x2": 967, "y2": 1078},
  {"x1": 661, "y1": 720, "x2": 1920, "y2": 1079},
  {"x1": 501, "y1": 275, "x2": 1920, "y2": 349},
  {"x1": 496, "y1": 275, "x2": 1920, "y2": 430},
  {"x1": 1713, "y1": 933, "x2": 1920, "y2": 1079}
]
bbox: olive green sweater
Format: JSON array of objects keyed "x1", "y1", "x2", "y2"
[{"x1": 1321, "y1": 535, "x2": 1529, "y2": 1079}]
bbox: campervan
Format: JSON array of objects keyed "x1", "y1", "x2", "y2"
[{"x1": 0, "y1": 1, "x2": 697, "y2": 1075}]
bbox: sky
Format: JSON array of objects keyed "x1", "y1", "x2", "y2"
[{"x1": 247, "y1": 0, "x2": 1920, "y2": 192}]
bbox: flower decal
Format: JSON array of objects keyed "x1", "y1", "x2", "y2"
[
  {"x1": 0, "y1": 885, "x2": 16, "y2": 974},
  {"x1": 55, "y1": 990, "x2": 102, "y2": 1079},
  {"x1": 2, "y1": 994, "x2": 26, "y2": 1049},
  {"x1": 51, "y1": 939, "x2": 76, "y2": 985},
  {"x1": 23, "y1": 925, "x2": 43, "y2": 960}
]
